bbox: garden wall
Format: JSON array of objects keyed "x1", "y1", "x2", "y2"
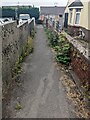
[
  {"x1": 68, "y1": 25, "x2": 90, "y2": 42},
  {"x1": 1, "y1": 20, "x2": 34, "y2": 90},
  {"x1": 71, "y1": 47, "x2": 90, "y2": 87},
  {"x1": 66, "y1": 34, "x2": 90, "y2": 88}
]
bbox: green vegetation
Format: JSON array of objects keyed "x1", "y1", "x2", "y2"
[
  {"x1": 45, "y1": 28, "x2": 71, "y2": 65},
  {"x1": 21, "y1": 36, "x2": 33, "y2": 60},
  {"x1": 45, "y1": 28, "x2": 58, "y2": 47},
  {"x1": 12, "y1": 36, "x2": 33, "y2": 77},
  {"x1": 15, "y1": 103, "x2": 22, "y2": 110}
]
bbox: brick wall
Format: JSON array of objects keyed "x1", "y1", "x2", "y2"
[
  {"x1": 65, "y1": 33, "x2": 90, "y2": 88},
  {"x1": 1, "y1": 20, "x2": 34, "y2": 91},
  {"x1": 70, "y1": 47, "x2": 90, "y2": 87}
]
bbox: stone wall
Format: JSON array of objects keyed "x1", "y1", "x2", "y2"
[{"x1": 1, "y1": 20, "x2": 34, "y2": 90}]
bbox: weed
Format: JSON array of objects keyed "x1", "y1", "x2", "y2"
[
  {"x1": 15, "y1": 103, "x2": 22, "y2": 110},
  {"x1": 12, "y1": 36, "x2": 33, "y2": 77}
]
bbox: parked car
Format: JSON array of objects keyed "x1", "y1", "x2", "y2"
[{"x1": 19, "y1": 14, "x2": 30, "y2": 24}]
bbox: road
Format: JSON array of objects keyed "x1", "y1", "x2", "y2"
[{"x1": 5, "y1": 25, "x2": 76, "y2": 118}]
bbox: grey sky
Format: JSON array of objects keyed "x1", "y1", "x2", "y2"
[{"x1": 1, "y1": 0, "x2": 68, "y2": 7}]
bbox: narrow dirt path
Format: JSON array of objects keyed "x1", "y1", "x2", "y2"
[{"x1": 5, "y1": 25, "x2": 77, "y2": 118}]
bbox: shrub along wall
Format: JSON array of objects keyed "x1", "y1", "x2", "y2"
[{"x1": 1, "y1": 20, "x2": 34, "y2": 91}]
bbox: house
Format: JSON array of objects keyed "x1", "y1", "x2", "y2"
[
  {"x1": 64, "y1": 0, "x2": 90, "y2": 42},
  {"x1": 64, "y1": 0, "x2": 73, "y2": 28},
  {"x1": 40, "y1": 6, "x2": 65, "y2": 31}
]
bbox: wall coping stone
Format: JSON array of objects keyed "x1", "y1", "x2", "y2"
[
  {"x1": 17, "y1": 21, "x2": 28, "y2": 28},
  {"x1": 63, "y1": 31, "x2": 89, "y2": 60},
  {"x1": 17, "y1": 19, "x2": 34, "y2": 28},
  {"x1": 0, "y1": 21, "x2": 15, "y2": 27}
]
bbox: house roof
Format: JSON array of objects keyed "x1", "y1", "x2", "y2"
[
  {"x1": 68, "y1": 0, "x2": 83, "y2": 8},
  {"x1": 40, "y1": 6, "x2": 65, "y2": 15}
]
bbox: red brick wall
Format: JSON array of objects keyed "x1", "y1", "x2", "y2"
[{"x1": 70, "y1": 47, "x2": 90, "y2": 88}]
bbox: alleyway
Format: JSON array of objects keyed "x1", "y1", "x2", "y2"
[{"x1": 5, "y1": 25, "x2": 76, "y2": 118}]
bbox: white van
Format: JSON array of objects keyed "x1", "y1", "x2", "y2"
[{"x1": 19, "y1": 14, "x2": 30, "y2": 24}]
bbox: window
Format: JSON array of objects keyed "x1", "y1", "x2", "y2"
[
  {"x1": 75, "y1": 13, "x2": 80, "y2": 24},
  {"x1": 75, "y1": 9, "x2": 81, "y2": 24},
  {"x1": 70, "y1": 9, "x2": 73, "y2": 24}
]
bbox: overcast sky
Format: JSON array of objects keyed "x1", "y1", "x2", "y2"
[{"x1": 1, "y1": 0, "x2": 68, "y2": 7}]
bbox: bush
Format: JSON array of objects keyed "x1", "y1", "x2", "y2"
[
  {"x1": 56, "y1": 54, "x2": 71, "y2": 65},
  {"x1": 45, "y1": 28, "x2": 71, "y2": 65},
  {"x1": 45, "y1": 28, "x2": 59, "y2": 47},
  {"x1": 56, "y1": 38, "x2": 71, "y2": 65}
]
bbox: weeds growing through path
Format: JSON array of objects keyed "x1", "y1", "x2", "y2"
[{"x1": 12, "y1": 36, "x2": 34, "y2": 77}]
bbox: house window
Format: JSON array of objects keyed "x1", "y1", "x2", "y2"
[
  {"x1": 75, "y1": 9, "x2": 81, "y2": 24},
  {"x1": 70, "y1": 9, "x2": 73, "y2": 24}
]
